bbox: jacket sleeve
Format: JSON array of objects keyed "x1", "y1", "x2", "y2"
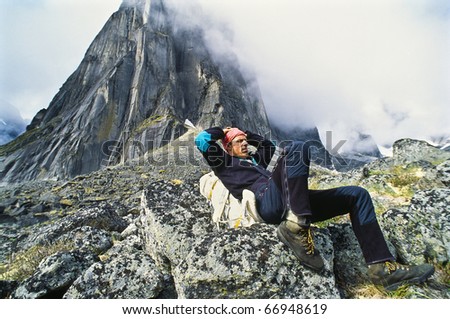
[
  {"x1": 245, "y1": 130, "x2": 276, "y2": 168},
  {"x1": 195, "y1": 127, "x2": 228, "y2": 172}
]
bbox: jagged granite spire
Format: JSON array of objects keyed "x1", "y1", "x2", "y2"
[{"x1": 0, "y1": 0, "x2": 271, "y2": 183}]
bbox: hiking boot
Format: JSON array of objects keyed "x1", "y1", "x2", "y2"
[
  {"x1": 368, "y1": 261, "x2": 435, "y2": 291},
  {"x1": 285, "y1": 209, "x2": 311, "y2": 228},
  {"x1": 277, "y1": 220, "x2": 324, "y2": 272}
]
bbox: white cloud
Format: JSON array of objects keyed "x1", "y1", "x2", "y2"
[
  {"x1": 0, "y1": 0, "x2": 121, "y2": 121},
  {"x1": 188, "y1": 0, "x2": 450, "y2": 147},
  {"x1": 1, "y1": 0, "x2": 449, "y2": 148}
]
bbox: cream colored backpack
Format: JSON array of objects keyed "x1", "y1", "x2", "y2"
[{"x1": 199, "y1": 171, "x2": 264, "y2": 229}]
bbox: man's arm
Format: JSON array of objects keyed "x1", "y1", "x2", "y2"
[{"x1": 195, "y1": 127, "x2": 228, "y2": 171}]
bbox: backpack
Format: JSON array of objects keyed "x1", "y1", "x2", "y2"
[{"x1": 199, "y1": 171, "x2": 264, "y2": 229}]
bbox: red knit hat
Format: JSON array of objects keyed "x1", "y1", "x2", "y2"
[{"x1": 223, "y1": 128, "x2": 246, "y2": 147}]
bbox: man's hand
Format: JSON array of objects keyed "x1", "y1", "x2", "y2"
[{"x1": 223, "y1": 127, "x2": 232, "y2": 135}]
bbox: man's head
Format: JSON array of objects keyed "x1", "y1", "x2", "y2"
[{"x1": 223, "y1": 128, "x2": 248, "y2": 158}]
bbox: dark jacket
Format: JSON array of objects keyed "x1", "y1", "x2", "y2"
[{"x1": 195, "y1": 127, "x2": 276, "y2": 200}]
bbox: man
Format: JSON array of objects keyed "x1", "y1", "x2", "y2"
[{"x1": 195, "y1": 126, "x2": 434, "y2": 290}]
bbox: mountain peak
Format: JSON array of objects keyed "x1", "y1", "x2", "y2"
[{"x1": 0, "y1": 0, "x2": 270, "y2": 183}]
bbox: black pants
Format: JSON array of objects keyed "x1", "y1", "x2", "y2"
[{"x1": 255, "y1": 141, "x2": 394, "y2": 264}]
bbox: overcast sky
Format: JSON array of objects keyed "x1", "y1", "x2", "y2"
[
  {"x1": 1, "y1": 0, "x2": 449, "y2": 149},
  {"x1": 0, "y1": 0, "x2": 121, "y2": 120}
]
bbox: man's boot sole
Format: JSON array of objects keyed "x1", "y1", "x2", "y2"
[
  {"x1": 277, "y1": 225, "x2": 324, "y2": 272},
  {"x1": 383, "y1": 266, "x2": 435, "y2": 291}
]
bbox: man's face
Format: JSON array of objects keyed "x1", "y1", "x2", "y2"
[{"x1": 227, "y1": 135, "x2": 249, "y2": 158}]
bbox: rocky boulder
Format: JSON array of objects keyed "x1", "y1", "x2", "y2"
[
  {"x1": 15, "y1": 202, "x2": 127, "y2": 253},
  {"x1": 381, "y1": 188, "x2": 450, "y2": 265},
  {"x1": 11, "y1": 250, "x2": 99, "y2": 299},
  {"x1": 64, "y1": 235, "x2": 165, "y2": 299},
  {"x1": 140, "y1": 180, "x2": 340, "y2": 299},
  {"x1": 1, "y1": 138, "x2": 449, "y2": 299},
  {"x1": 392, "y1": 138, "x2": 450, "y2": 165}
]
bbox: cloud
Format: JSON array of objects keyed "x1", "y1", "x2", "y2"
[
  {"x1": 0, "y1": 0, "x2": 121, "y2": 121},
  {"x1": 168, "y1": 0, "x2": 450, "y2": 147},
  {"x1": 0, "y1": 99, "x2": 27, "y2": 145},
  {"x1": 1, "y1": 0, "x2": 448, "y2": 149}
]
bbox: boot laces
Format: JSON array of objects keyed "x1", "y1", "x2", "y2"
[
  {"x1": 299, "y1": 227, "x2": 315, "y2": 255},
  {"x1": 385, "y1": 261, "x2": 409, "y2": 274}
]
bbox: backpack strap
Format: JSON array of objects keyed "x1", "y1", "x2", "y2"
[
  {"x1": 242, "y1": 190, "x2": 264, "y2": 223},
  {"x1": 212, "y1": 184, "x2": 230, "y2": 224},
  {"x1": 266, "y1": 146, "x2": 284, "y2": 173}
]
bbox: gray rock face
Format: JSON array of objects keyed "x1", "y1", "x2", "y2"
[
  {"x1": 140, "y1": 180, "x2": 340, "y2": 299},
  {"x1": 16, "y1": 202, "x2": 127, "y2": 252},
  {"x1": 380, "y1": 188, "x2": 450, "y2": 265},
  {"x1": 1, "y1": 138, "x2": 449, "y2": 298},
  {"x1": 64, "y1": 235, "x2": 164, "y2": 299},
  {"x1": 0, "y1": 0, "x2": 270, "y2": 183},
  {"x1": 436, "y1": 160, "x2": 450, "y2": 187},
  {"x1": 11, "y1": 250, "x2": 99, "y2": 299},
  {"x1": 392, "y1": 138, "x2": 450, "y2": 165}
]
